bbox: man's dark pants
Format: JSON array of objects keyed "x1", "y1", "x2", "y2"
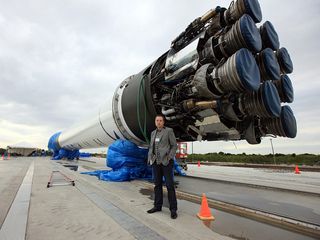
[{"x1": 152, "y1": 160, "x2": 177, "y2": 212}]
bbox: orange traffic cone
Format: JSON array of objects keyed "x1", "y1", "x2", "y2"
[
  {"x1": 198, "y1": 161, "x2": 200, "y2": 167},
  {"x1": 295, "y1": 165, "x2": 301, "y2": 174},
  {"x1": 197, "y1": 193, "x2": 215, "y2": 221}
]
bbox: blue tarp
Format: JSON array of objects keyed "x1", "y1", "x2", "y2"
[
  {"x1": 48, "y1": 132, "x2": 92, "y2": 160},
  {"x1": 82, "y1": 139, "x2": 186, "y2": 182},
  {"x1": 79, "y1": 152, "x2": 92, "y2": 158},
  {"x1": 48, "y1": 132, "x2": 61, "y2": 158},
  {"x1": 52, "y1": 148, "x2": 80, "y2": 160}
]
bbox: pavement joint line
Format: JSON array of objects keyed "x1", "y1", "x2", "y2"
[
  {"x1": 136, "y1": 180, "x2": 320, "y2": 239},
  {"x1": 0, "y1": 160, "x2": 31, "y2": 229},
  {"x1": 75, "y1": 181, "x2": 167, "y2": 240},
  {"x1": 0, "y1": 161, "x2": 34, "y2": 240}
]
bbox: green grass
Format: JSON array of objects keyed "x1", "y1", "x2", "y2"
[{"x1": 187, "y1": 152, "x2": 320, "y2": 166}]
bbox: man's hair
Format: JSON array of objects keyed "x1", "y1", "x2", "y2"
[{"x1": 155, "y1": 114, "x2": 165, "y2": 122}]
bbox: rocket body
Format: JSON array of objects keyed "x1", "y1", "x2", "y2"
[{"x1": 49, "y1": 0, "x2": 297, "y2": 156}]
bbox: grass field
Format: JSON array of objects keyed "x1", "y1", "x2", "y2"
[{"x1": 187, "y1": 152, "x2": 320, "y2": 166}]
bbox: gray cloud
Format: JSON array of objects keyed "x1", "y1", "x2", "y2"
[{"x1": 0, "y1": 0, "x2": 319, "y2": 153}]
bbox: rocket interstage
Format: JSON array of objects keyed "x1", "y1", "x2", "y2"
[{"x1": 48, "y1": 0, "x2": 297, "y2": 154}]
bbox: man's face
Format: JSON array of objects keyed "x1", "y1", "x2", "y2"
[{"x1": 155, "y1": 116, "x2": 165, "y2": 129}]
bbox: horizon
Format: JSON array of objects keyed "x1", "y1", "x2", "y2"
[{"x1": 1, "y1": 0, "x2": 319, "y2": 154}]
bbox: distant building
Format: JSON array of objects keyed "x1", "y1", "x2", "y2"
[{"x1": 7, "y1": 142, "x2": 39, "y2": 156}]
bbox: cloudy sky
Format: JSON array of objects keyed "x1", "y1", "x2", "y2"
[{"x1": 0, "y1": 0, "x2": 319, "y2": 154}]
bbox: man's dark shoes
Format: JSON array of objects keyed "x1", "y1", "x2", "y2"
[
  {"x1": 171, "y1": 211, "x2": 177, "y2": 219},
  {"x1": 147, "y1": 207, "x2": 161, "y2": 214}
]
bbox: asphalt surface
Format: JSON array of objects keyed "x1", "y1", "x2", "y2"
[{"x1": 175, "y1": 175, "x2": 320, "y2": 226}]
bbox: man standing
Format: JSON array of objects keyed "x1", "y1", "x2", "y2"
[{"x1": 147, "y1": 114, "x2": 178, "y2": 219}]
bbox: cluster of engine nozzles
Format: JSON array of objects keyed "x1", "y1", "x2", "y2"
[{"x1": 192, "y1": 0, "x2": 296, "y2": 139}]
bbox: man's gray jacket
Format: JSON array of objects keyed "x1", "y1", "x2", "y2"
[{"x1": 148, "y1": 127, "x2": 177, "y2": 166}]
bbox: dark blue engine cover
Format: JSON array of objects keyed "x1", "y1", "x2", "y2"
[
  {"x1": 243, "y1": 0, "x2": 262, "y2": 23},
  {"x1": 260, "y1": 21, "x2": 280, "y2": 50},
  {"x1": 281, "y1": 105, "x2": 297, "y2": 138},
  {"x1": 281, "y1": 75, "x2": 294, "y2": 103},
  {"x1": 260, "y1": 48, "x2": 281, "y2": 80},
  {"x1": 236, "y1": 48, "x2": 261, "y2": 91},
  {"x1": 277, "y1": 47, "x2": 293, "y2": 74},
  {"x1": 239, "y1": 14, "x2": 262, "y2": 52},
  {"x1": 261, "y1": 81, "x2": 281, "y2": 117}
]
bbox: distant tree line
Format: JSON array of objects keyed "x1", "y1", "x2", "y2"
[
  {"x1": 0, "y1": 148, "x2": 5, "y2": 155},
  {"x1": 187, "y1": 152, "x2": 320, "y2": 165},
  {"x1": 91, "y1": 153, "x2": 107, "y2": 158}
]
